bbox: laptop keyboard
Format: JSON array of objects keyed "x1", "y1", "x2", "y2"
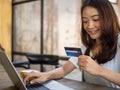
[{"x1": 26, "y1": 83, "x2": 50, "y2": 90}]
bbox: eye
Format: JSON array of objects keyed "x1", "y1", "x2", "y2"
[
  {"x1": 92, "y1": 16, "x2": 100, "y2": 22},
  {"x1": 82, "y1": 17, "x2": 88, "y2": 23},
  {"x1": 93, "y1": 19, "x2": 99, "y2": 22},
  {"x1": 82, "y1": 20, "x2": 88, "y2": 23}
]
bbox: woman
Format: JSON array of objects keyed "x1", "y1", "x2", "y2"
[{"x1": 24, "y1": 0, "x2": 120, "y2": 88}]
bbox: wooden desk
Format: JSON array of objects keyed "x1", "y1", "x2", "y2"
[
  {"x1": 0, "y1": 77, "x2": 119, "y2": 90},
  {"x1": 0, "y1": 67, "x2": 119, "y2": 90}
]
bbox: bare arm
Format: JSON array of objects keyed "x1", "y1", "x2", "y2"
[
  {"x1": 46, "y1": 61, "x2": 75, "y2": 80},
  {"x1": 24, "y1": 61, "x2": 75, "y2": 84},
  {"x1": 98, "y1": 67, "x2": 120, "y2": 86}
]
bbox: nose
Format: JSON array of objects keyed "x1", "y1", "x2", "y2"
[{"x1": 87, "y1": 21, "x2": 94, "y2": 29}]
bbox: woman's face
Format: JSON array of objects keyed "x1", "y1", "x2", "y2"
[{"x1": 82, "y1": 6, "x2": 101, "y2": 41}]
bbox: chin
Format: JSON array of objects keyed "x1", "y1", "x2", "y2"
[{"x1": 90, "y1": 35, "x2": 100, "y2": 40}]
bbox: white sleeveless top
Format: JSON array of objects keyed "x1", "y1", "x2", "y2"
[{"x1": 69, "y1": 34, "x2": 120, "y2": 89}]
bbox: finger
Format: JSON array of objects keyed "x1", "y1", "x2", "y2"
[
  {"x1": 77, "y1": 62, "x2": 84, "y2": 67},
  {"x1": 78, "y1": 58, "x2": 85, "y2": 64},
  {"x1": 30, "y1": 78, "x2": 45, "y2": 84},
  {"x1": 23, "y1": 73, "x2": 34, "y2": 84},
  {"x1": 23, "y1": 76, "x2": 30, "y2": 85},
  {"x1": 80, "y1": 66, "x2": 86, "y2": 71},
  {"x1": 78, "y1": 55, "x2": 85, "y2": 61},
  {"x1": 30, "y1": 78, "x2": 40, "y2": 84}
]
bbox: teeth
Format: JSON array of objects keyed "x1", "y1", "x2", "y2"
[
  {"x1": 89, "y1": 30, "x2": 96, "y2": 33},
  {"x1": 88, "y1": 30, "x2": 98, "y2": 34},
  {"x1": 88, "y1": 30, "x2": 97, "y2": 31}
]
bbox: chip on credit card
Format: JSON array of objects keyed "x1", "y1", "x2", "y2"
[{"x1": 64, "y1": 47, "x2": 82, "y2": 57}]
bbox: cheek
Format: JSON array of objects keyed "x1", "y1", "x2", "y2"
[{"x1": 96, "y1": 23, "x2": 100, "y2": 27}]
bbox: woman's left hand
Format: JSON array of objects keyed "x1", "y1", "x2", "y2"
[{"x1": 78, "y1": 55, "x2": 102, "y2": 76}]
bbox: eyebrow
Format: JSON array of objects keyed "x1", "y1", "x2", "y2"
[
  {"x1": 91, "y1": 15, "x2": 99, "y2": 18},
  {"x1": 82, "y1": 14, "x2": 99, "y2": 19}
]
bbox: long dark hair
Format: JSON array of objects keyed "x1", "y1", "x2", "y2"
[{"x1": 81, "y1": 0, "x2": 120, "y2": 64}]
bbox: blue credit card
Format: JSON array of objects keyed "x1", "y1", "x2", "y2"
[{"x1": 64, "y1": 47, "x2": 82, "y2": 57}]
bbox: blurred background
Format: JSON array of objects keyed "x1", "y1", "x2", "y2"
[{"x1": 0, "y1": 0, "x2": 120, "y2": 80}]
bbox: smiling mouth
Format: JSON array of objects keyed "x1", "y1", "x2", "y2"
[{"x1": 88, "y1": 30, "x2": 100, "y2": 35}]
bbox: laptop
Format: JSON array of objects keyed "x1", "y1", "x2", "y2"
[
  {"x1": 0, "y1": 51, "x2": 75, "y2": 90},
  {"x1": 0, "y1": 51, "x2": 50, "y2": 90}
]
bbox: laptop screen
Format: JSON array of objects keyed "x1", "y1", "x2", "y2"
[
  {"x1": 0, "y1": 51, "x2": 27, "y2": 90},
  {"x1": 0, "y1": 51, "x2": 74, "y2": 90}
]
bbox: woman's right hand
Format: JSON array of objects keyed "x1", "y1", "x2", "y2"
[{"x1": 23, "y1": 70, "x2": 49, "y2": 85}]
